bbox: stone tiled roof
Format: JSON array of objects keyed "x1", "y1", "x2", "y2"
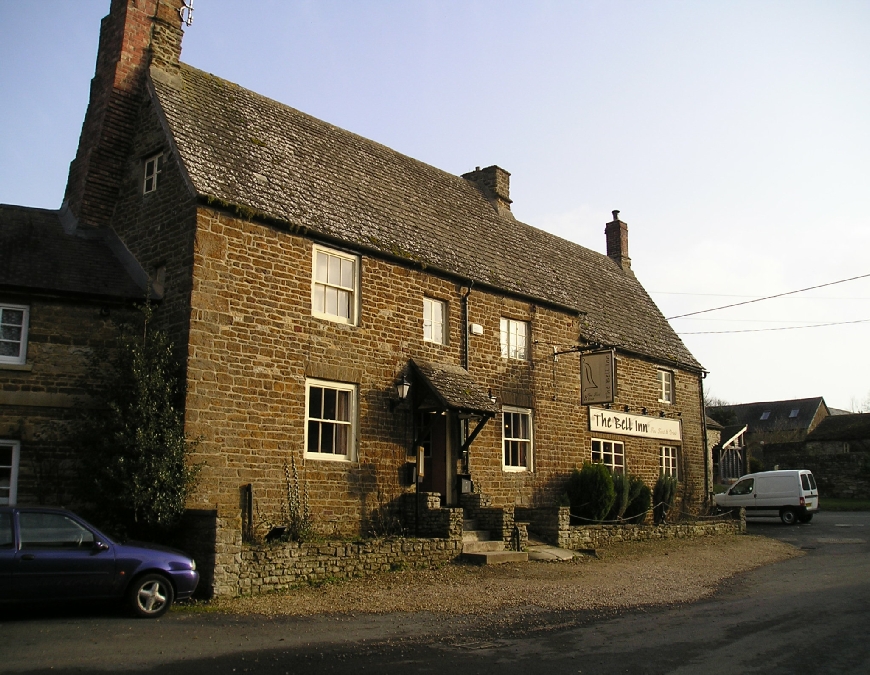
[
  {"x1": 807, "y1": 413, "x2": 870, "y2": 442},
  {"x1": 410, "y1": 359, "x2": 500, "y2": 415},
  {"x1": 706, "y1": 416, "x2": 724, "y2": 431},
  {"x1": 0, "y1": 204, "x2": 147, "y2": 300},
  {"x1": 150, "y1": 64, "x2": 702, "y2": 371},
  {"x1": 709, "y1": 397, "x2": 828, "y2": 434}
]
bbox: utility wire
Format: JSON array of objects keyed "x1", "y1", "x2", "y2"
[
  {"x1": 666, "y1": 272, "x2": 870, "y2": 320},
  {"x1": 678, "y1": 318, "x2": 870, "y2": 335}
]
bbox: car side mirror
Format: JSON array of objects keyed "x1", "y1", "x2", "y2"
[{"x1": 93, "y1": 540, "x2": 110, "y2": 552}]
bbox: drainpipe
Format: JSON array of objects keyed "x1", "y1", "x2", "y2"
[
  {"x1": 699, "y1": 371, "x2": 711, "y2": 505},
  {"x1": 462, "y1": 282, "x2": 473, "y2": 370},
  {"x1": 461, "y1": 282, "x2": 473, "y2": 476}
]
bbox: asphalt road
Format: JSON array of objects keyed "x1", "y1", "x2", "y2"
[{"x1": 2, "y1": 511, "x2": 868, "y2": 674}]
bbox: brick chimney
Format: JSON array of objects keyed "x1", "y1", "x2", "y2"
[
  {"x1": 605, "y1": 210, "x2": 632, "y2": 272},
  {"x1": 63, "y1": 0, "x2": 186, "y2": 228},
  {"x1": 462, "y1": 165, "x2": 513, "y2": 217}
]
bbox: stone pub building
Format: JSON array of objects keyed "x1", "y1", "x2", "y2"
[{"x1": 1, "y1": 0, "x2": 710, "y2": 595}]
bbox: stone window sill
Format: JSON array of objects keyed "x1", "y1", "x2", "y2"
[{"x1": 0, "y1": 363, "x2": 32, "y2": 372}]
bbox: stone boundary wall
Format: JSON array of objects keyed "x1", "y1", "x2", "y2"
[
  {"x1": 517, "y1": 506, "x2": 745, "y2": 550},
  {"x1": 561, "y1": 518, "x2": 745, "y2": 551},
  {"x1": 238, "y1": 536, "x2": 462, "y2": 596},
  {"x1": 230, "y1": 504, "x2": 743, "y2": 597},
  {"x1": 762, "y1": 449, "x2": 870, "y2": 500}
]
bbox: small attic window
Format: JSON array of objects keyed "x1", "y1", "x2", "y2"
[
  {"x1": 760, "y1": 411, "x2": 771, "y2": 420},
  {"x1": 143, "y1": 153, "x2": 163, "y2": 194},
  {"x1": 789, "y1": 409, "x2": 800, "y2": 418}
]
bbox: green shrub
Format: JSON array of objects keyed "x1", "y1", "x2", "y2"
[
  {"x1": 76, "y1": 302, "x2": 200, "y2": 540},
  {"x1": 748, "y1": 456, "x2": 763, "y2": 473},
  {"x1": 623, "y1": 475, "x2": 651, "y2": 524},
  {"x1": 653, "y1": 475, "x2": 678, "y2": 524},
  {"x1": 607, "y1": 470, "x2": 630, "y2": 522},
  {"x1": 566, "y1": 463, "x2": 616, "y2": 523}
]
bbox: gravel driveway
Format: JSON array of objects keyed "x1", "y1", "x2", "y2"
[{"x1": 207, "y1": 534, "x2": 799, "y2": 618}]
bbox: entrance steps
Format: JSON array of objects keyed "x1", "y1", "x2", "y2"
[{"x1": 460, "y1": 519, "x2": 528, "y2": 565}]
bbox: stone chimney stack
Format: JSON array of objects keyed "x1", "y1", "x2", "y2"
[
  {"x1": 63, "y1": 0, "x2": 186, "y2": 228},
  {"x1": 462, "y1": 165, "x2": 513, "y2": 218},
  {"x1": 605, "y1": 210, "x2": 632, "y2": 272}
]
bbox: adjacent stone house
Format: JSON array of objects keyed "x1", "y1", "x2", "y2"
[
  {"x1": 2, "y1": 0, "x2": 710, "y2": 594},
  {"x1": 0, "y1": 204, "x2": 147, "y2": 506},
  {"x1": 707, "y1": 397, "x2": 830, "y2": 457}
]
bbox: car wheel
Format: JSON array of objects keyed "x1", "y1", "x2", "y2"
[
  {"x1": 798, "y1": 513, "x2": 813, "y2": 524},
  {"x1": 129, "y1": 573, "x2": 175, "y2": 618},
  {"x1": 780, "y1": 508, "x2": 798, "y2": 525}
]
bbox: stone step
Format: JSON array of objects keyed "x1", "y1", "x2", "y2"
[
  {"x1": 461, "y1": 550, "x2": 529, "y2": 565},
  {"x1": 462, "y1": 539, "x2": 505, "y2": 553},
  {"x1": 461, "y1": 529, "x2": 491, "y2": 542}
]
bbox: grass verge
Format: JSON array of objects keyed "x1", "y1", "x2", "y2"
[{"x1": 820, "y1": 497, "x2": 870, "y2": 511}]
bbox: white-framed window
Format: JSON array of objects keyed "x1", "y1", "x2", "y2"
[
  {"x1": 423, "y1": 297, "x2": 446, "y2": 345},
  {"x1": 0, "y1": 440, "x2": 20, "y2": 506},
  {"x1": 500, "y1": 318, "x2": 528, "y2": 360},
  {"x1": 304, "y1": 379, "x2": 356, "y2": 461},
  {"x1": 660, "y1": 445, "x2": 679, "y2": 478},
  {"x1": 311, "y1": 245, "x2": 359, "y2": 325},
  {"x1": 143, "y1": 153, "x2": 163, "y2": 194},
  {"x1": 0, "y1": 304, "x2": 29, "y2": 365},
  {"x1": 592, "y1": 438, "x2": 625, "y2": 474},
  {"x1": 502, "y1": 406, "x2": 533, "y2": 471},
  {"x1": 657, "y1": 369, "x2": 674, "y2": 403}
]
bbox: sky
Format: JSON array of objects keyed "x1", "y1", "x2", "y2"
[{"x1": 1, "y1": 0, "x2": 869, "y2": 411}]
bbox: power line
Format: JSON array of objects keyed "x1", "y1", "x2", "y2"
[
  {"x1": 653, "y1": 292, "x2": 870, "y2": 300},
  {"x1": 665, "y1": 272, "x2": 870, "y2": 320},
  {"x1": 678, "y1": 318, "x2": 870, "y2": 335}
]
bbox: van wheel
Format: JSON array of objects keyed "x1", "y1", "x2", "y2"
[
  {"x1": 798, "y1": 513, "x2": 813, "y2": 524},
  {"x1": 780, "y1": 508, "x2": 798, "y2": 525}
]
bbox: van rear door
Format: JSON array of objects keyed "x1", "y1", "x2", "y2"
[{"x1": 800, "y1": 472, "x2": 819, "y2": 511}]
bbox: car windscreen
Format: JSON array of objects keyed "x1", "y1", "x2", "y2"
[{"x1": 730, "y1": 478, "x2": 754, "y2": 495}]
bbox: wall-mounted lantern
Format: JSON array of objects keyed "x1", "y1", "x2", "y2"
[
  {"x1": 397, "y1": 375, "x2": 411, "y2": 401},
  {"x1": 391, "y1": 374, "x2": 411, "y2": 411}
]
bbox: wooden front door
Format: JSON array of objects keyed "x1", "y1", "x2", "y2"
[{"x1": 419, "y1": 411, "x2": 448, "y2": 502}]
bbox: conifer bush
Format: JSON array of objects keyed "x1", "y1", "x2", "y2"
[
  {"x1": 565, "y1": 462, "x2": 616, "y2": 523},
  {"x1": 653, "y1": 475, "x2": 678, "y2": 524},
  {"x1": 623, "y1": 475, "x2": 652, "y2": 524},
  {"x1": 607, "y1": 469, "x2": 631, "y2": 522}
]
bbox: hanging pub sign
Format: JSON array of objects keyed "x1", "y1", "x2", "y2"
[{"x1": 580, "y1": 349, "x2": 616, "y2": 405}]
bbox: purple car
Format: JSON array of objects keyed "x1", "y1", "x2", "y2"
[{"x1": 0, "y1": 506, "x2": 199, "y2": 618}]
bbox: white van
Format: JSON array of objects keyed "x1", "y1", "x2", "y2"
[{"x1": 714, "y1": 469, "x2": 819, "y2": 524}]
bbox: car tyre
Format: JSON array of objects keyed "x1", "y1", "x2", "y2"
[
  {"x1": 798, "y1": 513, "x2": 813, "y2": 524},
  {"x1": 129, "y1": 573, "x2": 174, "y2": 618},
  {"x1": 780, "y1": 508, "x2": 798, "y2": 525}
]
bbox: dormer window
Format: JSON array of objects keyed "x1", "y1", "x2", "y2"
[{"x1": 143, "y1": 153, "x2": 163, "y2": 194}]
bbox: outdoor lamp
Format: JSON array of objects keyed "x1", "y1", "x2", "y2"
[{"x1": 396, "y1": 375, "x2": 411, "y2": 401}]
